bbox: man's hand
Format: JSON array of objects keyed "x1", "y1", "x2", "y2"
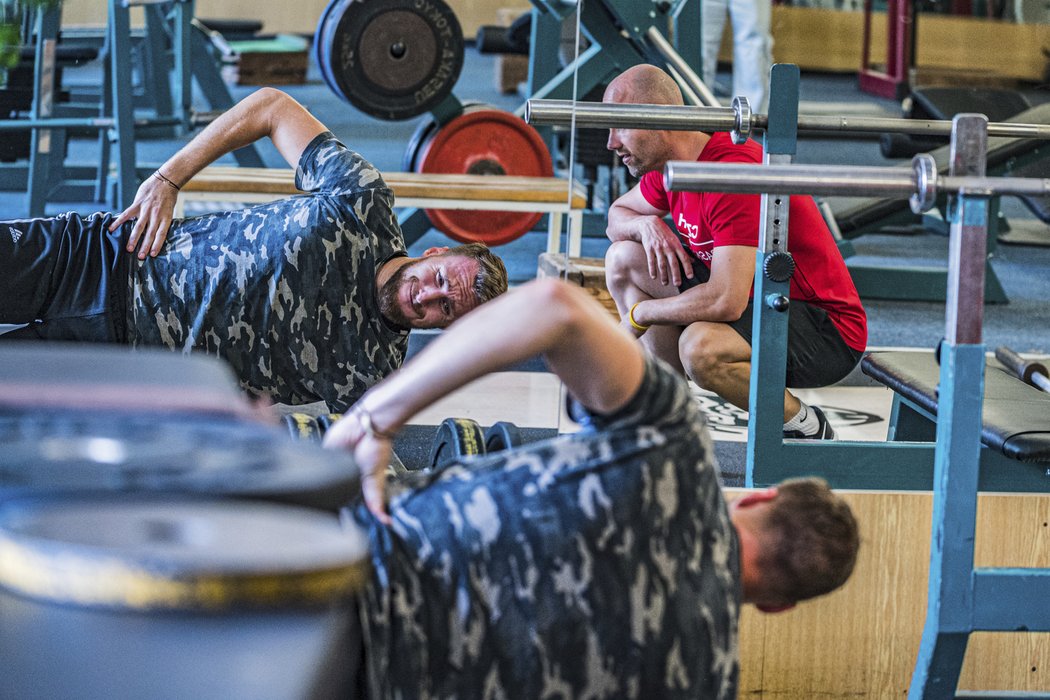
[
  {"x1": 638, "y1": 215, "x2": 694, "y2": 287},
  {"x1": 322, "y1": 409, "x2": 394, "y2": 524},
  {"x1": 109, "y1": 173, "x2": 179, "y2": 260}
]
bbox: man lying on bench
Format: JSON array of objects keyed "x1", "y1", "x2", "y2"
[
  {"x1": 324, "y1": 278, "x2": 860, "y2": 698},
  {"x1": 0, "y1": 88, "x2": 508, "y2": 413}
]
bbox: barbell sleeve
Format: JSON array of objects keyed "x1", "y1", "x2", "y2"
[
  {"x1": 664, "y1": 155, "x2": 1050, "y2": 213},
  {"x1": 525, "y1": 100, "x2": 739, "y2": 132},
  {"x1": 664, "y1": 162, "x2": 918, "y2": 198},
  {"x1": 525, "y1": 98, "x2": 1050, "y2": 141}
]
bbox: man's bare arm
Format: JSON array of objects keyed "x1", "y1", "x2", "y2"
[
  {"x1": 110, "y1": 88, "x2": 328, "y2": 259},
  {"x1": 323, "y1": 279, "x2": 647, "y2": 521},
  {"x1": 631, "y1": 244, "x2": 757, "y2": 327},
  {"x1": 607, "y1": 186, "x2": 694, "y2": 287}
]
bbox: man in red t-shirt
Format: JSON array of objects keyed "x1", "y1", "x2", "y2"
[{"x1": 602, "y1": 64, "x2": 867, "y2": 439}]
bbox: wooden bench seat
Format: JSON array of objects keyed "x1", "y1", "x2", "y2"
[
  {"x1": 862, "y1": 350, "x2": 1050, "y2": 463},
  {"x1": 176, "y1": 167, "x2": 589, "y2": 254}
]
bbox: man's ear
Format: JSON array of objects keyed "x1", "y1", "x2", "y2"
[
  {"x1": 422, "y1": 246, "x2": 450, "y2": 257},
  {"x1": 734, "y1": 487, "x2": 778, "y2": 509},
  {"x1": 755, "y1": 602, "x2": 796, "y2": 614}
]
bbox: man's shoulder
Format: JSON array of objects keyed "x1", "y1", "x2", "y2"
[{"x1": 701, "y1": 132, "x2": 762, "y2": 165}]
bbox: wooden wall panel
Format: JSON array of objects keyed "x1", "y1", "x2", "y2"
[
  {"x1": 59, "y1": 2, "x2": 1050, "y2": 82},
  {"x1": 735, "y1": 489, "x2": 1050, "y2": 696}
]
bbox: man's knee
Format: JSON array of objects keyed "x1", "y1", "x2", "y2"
[
  {"x1": 604, "y1": 240, "x2": 645, "y2": 296},
  {"x1": 679, "y1": 323, "x2": 748, "y2": 383}
]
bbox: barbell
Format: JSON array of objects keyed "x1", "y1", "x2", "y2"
[
  {"x1": 663, "y1": 153, "x2": 1050, "y2": 214},
  {"x1": 525, "y1": 97, "x2": 1050, "y2": 143}
]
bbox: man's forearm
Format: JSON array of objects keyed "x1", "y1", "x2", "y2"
[
  {"x1": 633, "y1": 285, "x2": 745, "y2": 327},
  {"x1": 606, "y1": 204, "x2": 652, "y2": 243},
  {"x1": 156, "y1": 89, "x2": 295, "y2": 186}
]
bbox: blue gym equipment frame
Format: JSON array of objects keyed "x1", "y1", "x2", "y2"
[{"x1": 728, "y1": 64, "x2": 1050, "y2": 699}]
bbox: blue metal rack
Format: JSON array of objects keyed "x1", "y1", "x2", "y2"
[{"x1": 734, "y1": 64, "x2": 1050, "y2": 698}]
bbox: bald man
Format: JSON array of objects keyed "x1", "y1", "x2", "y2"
[{"x1": 602, "y1": 64, "x2": 867, "y2": 440}]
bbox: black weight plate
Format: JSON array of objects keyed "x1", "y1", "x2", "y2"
[
  {"x1": 283, "y1": 413, "x2": 322, "y2": 441},
  {"x1": 325, "y1": 0, "x2": 464, "y2": 121},
  {"x1": 315, "y1": 413, "x2": 344, "y2": 434},
  {"x1": 314, "y1": 0, "x2": 346, "y2": 102},
  {"x1": 483, "y1": 421, "x2": 523, "y2": 454},
  {"x1": 428, "y1": 417, "x2": 485, "y2": 470}
]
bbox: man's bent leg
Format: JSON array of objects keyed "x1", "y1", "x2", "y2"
[
  {"x1": 679, "y1": 320, "x2": 754, "y2": 408},
  {"x1": 679, "y1": 320, "x2": 808, "y2": 422},
  {"x1": 604, "y1": 240, "x2": 685, "y2": 373}
]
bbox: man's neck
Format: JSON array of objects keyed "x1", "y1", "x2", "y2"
[
  {"x1": 679, "y1": 132, "x2": 711, "y2": 162},
  {"x1": 376, "y1": 255, "x2": 412, "y2": 291}
]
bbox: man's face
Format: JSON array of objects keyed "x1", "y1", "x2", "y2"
[
  {"x1": 379, "y1": 253, "x2": 480, "y2": 329},
  {"x1": 606, "y1": 126, "x2": 674, "y2": 178}
]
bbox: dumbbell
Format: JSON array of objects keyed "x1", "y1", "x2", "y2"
[
  {"x1": 281, "y1": 413, "x2": 344, "y2": 441},
  {"x1": 429, "y1": 417, "x2": 486, "y2": 470},
  {"x1": 483, "y1": 421, "x2": 524, "y2": 453},
  {"x1": 428, "y1": 418, "x2": 526, "y2": 469}
]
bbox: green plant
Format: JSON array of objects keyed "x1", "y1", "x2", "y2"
[{"x1": 1, "y1": 0, "x2": 64, "y2": 70}]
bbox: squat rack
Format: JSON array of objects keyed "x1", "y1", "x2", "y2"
[
  {"x1": 529, "y1": 63, "x2": 1050, "y2": 697},
  {"x1": 8, "y1": 0, "x2": 262, "y2": 215}
]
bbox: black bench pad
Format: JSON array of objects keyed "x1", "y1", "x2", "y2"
[{"x1": 862, "y1": 351, "x2": 1050, "y2": 463}]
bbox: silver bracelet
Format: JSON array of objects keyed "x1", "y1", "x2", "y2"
[{"x1": 354, "y1": 407, "x2": 395, "y2": 440}]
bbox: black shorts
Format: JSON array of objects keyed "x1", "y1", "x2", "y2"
[
  {"x1": 0, "y1": 212, "x2": 128, "y2": 343},
  {"x1": 679, "y1": 257, "x2": 861, "y2": 388}
]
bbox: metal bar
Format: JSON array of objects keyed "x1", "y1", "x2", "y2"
[
  {"x1": 663, "y1": 161, "x2": 1050, "y2": 201},
  {"x1": 945, "y1": 115, "x2": 988, "y2": 347},
  {"x1": 666, "y1": 161, "x2": 916, "y2": 197},
  {"x1": 0, "y1": 115, "x2": 210, "y2": 131},
  {"x1": 525, "y1": 98, "x2": 1050, "y2": 140},
  {"x1": 971, "y1": 569, "x2": 1050, "y2": 632},
  {"x1": 644, "y1": 26, "x2": 721, "y2": 108},
  {"x1": 527, "y1": 99, "x2": 738, "y2": 130}
]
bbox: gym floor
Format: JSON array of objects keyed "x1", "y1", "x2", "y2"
[{"x1": 4, "y1": 44, "x2": 1049, "y2": 479}]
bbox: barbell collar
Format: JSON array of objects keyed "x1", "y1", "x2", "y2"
[
  {"x1": 525, "y1": 99, "x2": 1050, "y2": 141},
  {"x1": 731, "y1": 96, "x2": 752, "y2": 144},
  {"x1": 909, "y1": 153, "x2": 938, "y2": 214}
]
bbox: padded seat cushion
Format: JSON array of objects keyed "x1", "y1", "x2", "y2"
[{"x1": 862, "y1": 351, "x2": 1050, "y2": 463}]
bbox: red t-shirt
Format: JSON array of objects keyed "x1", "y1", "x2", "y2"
[{"x1": 638, "y1": 132, "x2": 867, "y2": 352}]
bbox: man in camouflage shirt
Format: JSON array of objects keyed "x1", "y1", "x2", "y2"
[
  {"x1": 324, "y1": 278, "x2": 861, "y2": 698},
  {"x1": 0, "y1": 89, "x2": 507, "y2": 412}
]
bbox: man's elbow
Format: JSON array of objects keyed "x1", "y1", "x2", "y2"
[{"x1": 712, "y1": 295, "x2": 750, "y2": 322}]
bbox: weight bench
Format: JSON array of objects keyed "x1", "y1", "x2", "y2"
[
  {"x1": 175, "y1": 167, "x2": 588, "y2": 255},
  {"x1": 861, "y1": 350, "x2": 1050, "y2": 466}
]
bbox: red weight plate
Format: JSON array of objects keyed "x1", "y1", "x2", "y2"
[{"x1": 415, "y1": 109, "x2": 553, "y2": 246}]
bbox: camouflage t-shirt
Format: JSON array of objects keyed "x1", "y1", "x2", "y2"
[
  {"x1": 356, "y1": 356, "x2": 742, "y2": 699},
  {"x1": 126, "y1": 132, "x2": 408, "y2": 412}
]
